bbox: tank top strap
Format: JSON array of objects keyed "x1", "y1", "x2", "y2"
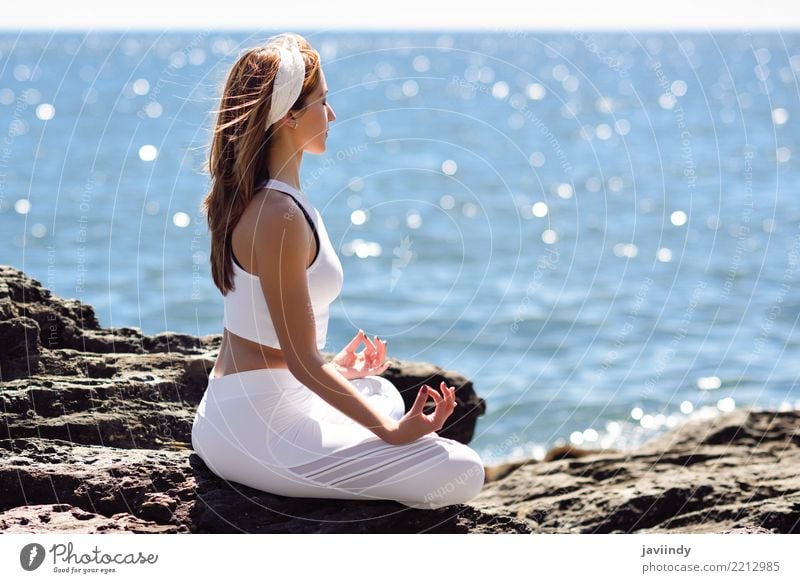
[
  {"x1": 258, "y1": 178, "x2": 311, "y2": 208},
  {"x1": 260, "y1": 178, "x2": 320, "y2": 265}
]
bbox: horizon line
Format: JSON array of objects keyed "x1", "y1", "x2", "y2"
[{"x1": 1, "y1": 26, "x2": 798, "y2": 33}]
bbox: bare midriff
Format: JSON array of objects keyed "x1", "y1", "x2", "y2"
[{"x1": 211, "y1": 328, "x2": 290, "y2": 379}]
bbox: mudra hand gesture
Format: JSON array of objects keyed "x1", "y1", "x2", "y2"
[{"x1": 332, "y1": 329, "x2": 392, "y2": 380}]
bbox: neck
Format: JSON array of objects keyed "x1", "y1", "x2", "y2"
[{"x1": 266, "y1": 129, "x2": 303, "y2": 191}]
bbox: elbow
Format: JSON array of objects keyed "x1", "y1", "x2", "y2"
[{"x1": 285, "y1": 349, "x2": 326, "y2": 381}]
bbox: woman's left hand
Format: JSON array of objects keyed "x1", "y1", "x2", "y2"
[{"x1": 331, "y1": 329, "x2": 392, "y2": 380}]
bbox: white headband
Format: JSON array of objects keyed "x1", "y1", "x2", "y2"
[{"x1": 265, "y1": 34, "x2": 305, "y2": 131}]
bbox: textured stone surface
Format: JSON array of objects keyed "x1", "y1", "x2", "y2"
[
  {"x1": 473, "y1": 409, "x2": 800, "y2": 533},
  {"x1": 0, "y1": 437, "x2": 531, "y2": 533},
  {"x1": 1, "y1": 264, "x2": 798, "y2": 533}
]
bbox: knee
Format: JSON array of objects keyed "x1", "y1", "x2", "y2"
[
  {"x1": 362, "y1": 375, "x2": 405, "y2": 420},
  {"x1": 364, "y1": 374, "x2": 398, "y2": 393},
  {"x1": 422, "y1": 444, "x2": 485, "y2": 509}
]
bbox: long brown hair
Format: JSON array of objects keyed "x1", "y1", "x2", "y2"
[{"x1": 201, "y1": 33, "x2": 321, "y2": 295}]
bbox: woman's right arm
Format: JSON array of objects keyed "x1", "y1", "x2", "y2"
[{"x1": 255, "y1": 198, "x2": 447, "y2": 444}]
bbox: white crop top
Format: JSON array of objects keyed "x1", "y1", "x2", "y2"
[{"x1": 223, "y1": 178, "x2": 344, "y2": 350}]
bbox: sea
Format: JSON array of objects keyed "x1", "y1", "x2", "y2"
[{"x1": 1, "y1": 30, "x2": 799, "y2": 465}]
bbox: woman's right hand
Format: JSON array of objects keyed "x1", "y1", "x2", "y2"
[{"x1": 381, "y1": 381, "x2": 456, "y2": 445}]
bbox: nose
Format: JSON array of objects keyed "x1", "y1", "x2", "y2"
[{"x1": 327, "y1": 104, "x2": 336, "y2": 122}]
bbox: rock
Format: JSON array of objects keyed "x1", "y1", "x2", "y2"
[
  {"x1": 0, "y1": 437, "x2": 530, "y2": 534},
  {"x1": 0, "y1": 503, "x2": 185, "y2": 534},
  {"x1": 1, "y1": 263, "x2": 798, "y2": 533},
  {"x1": 473, "y1": 409, "x2": 800, "y2": 533}
]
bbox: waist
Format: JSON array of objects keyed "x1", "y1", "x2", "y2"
[
  {"x1": 222, "y1": 328, "x2": 290, "y2": 365},
  {"x1": 206, "y1": 368, "x2": 306, "y2": 401},
  {"x1": 202, "y1": 368, "x2": 315, "y2": 430}
]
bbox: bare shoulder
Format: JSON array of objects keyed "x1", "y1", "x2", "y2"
[
  {"x1": 245, "y1": 188, "x2": 298, "y2": 228},
  {"x1": 249, "y1": 188, "x2": 311, "y2": 251}
]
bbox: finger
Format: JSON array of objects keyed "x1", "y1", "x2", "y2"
[
  {"x1": 444, "y1": 388, "x2": 453, "y2": 415},
  {"x1": 352, "y1": 350, "x2": 366, "y2": 371},
  {"x1": 438, "y1": 382, "x2": 451, "y2": 402},
  {"x1": 377, "y1": 336, "x2": 386, "y2": 361},
  {"x1": 344, "y1": 329, "x2": 364, "y2": 352},
  {"x1": 334, "y1": 345, "x2": 355, "y2": 363},
  {"x1": 440, "y1": 382, "x2": 451, "y2": 410},
  {"x1": 372, "y1": 337, "x2": 381, "y2": 366},
  {"x1": 432, "y1": 393, "x2": 451, "y2": 428},
  {"x1": 426, "y1": 385, "x2": 443, "y2": 406},
  {"x1": 358, "y1": 336, "x2": 372, "y2": 365},
  {"x1": 368, "y1": 360, "x2": 387, "y2": 374},
  {"x1": 368, "y1": 335, "x2": 380, "y2": 366},
  {"x1": 443, "y1": 382, "x2": 455, "y2": 410},
  {"x1": 410, "y1": 385, "x2": 429, "y2": 414}
]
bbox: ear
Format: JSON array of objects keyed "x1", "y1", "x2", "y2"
[{"x1": 281, "y1": 113, "x2": 297, "y2": 129}]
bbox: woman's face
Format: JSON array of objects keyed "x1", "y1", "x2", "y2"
[{"x1": 294, "y1": 70, "x2": 336, "y2": 154}]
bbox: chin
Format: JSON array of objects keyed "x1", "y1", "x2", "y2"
[{"x1": 304, "y1": 141, "x2": 327, "y2": 155}]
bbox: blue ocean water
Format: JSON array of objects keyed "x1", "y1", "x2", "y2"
[{"x1": 1, "y1": 30, "x2": 799, "y2": 465}]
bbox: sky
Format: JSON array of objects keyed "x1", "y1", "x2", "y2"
[{"x1": 0, "y1": 0, "x2": 798, "y2": 31}]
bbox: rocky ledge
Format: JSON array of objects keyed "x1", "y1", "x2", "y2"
[{"x1": 0, "y1": 264, "x2": 797, "y2": 533}]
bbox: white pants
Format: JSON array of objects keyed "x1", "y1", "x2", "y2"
[{"x1": 191, "y1": 368, "x2": 485, "y2": 510}]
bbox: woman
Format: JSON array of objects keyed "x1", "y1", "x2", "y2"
[{"x1": 191, "y1": 32, "x2": 485, "y2": 510}]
